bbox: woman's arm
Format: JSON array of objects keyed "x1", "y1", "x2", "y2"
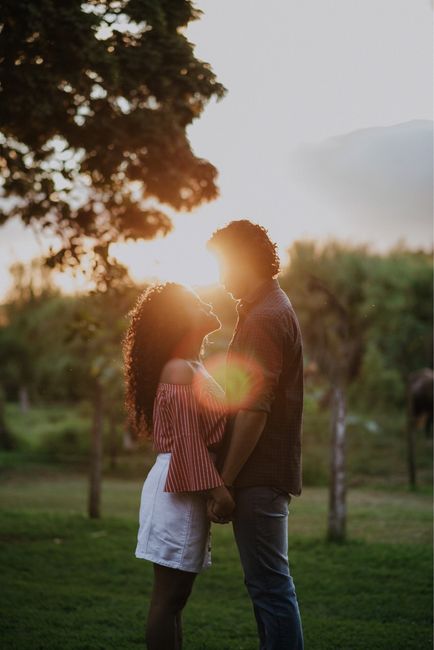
[{"x1": 159, "y1": 360, "x2": 228, "y2": 494}]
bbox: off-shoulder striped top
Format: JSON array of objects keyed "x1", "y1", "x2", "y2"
[{"x1": 152, "y1": 369, "x2": 228, "y2": 493}]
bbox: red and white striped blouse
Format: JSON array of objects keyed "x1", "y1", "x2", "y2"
[{"x1": 152, "y1": 370, "x2": 227, "y2": 493}]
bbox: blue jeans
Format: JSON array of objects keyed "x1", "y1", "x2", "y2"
[{"x1": 232, "y1": 486, "x2": 304, "y2": 650}]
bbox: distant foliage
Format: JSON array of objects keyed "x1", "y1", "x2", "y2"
[
  {"x1": 0, "y1": 242, "x2": 432, "y2": 481},
  {"x1": 280, "y1": 240, "x2": 433, "y2": 411}
]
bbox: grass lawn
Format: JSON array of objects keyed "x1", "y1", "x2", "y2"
[{"x1": 0, "y1": 464, "x2": 432, "y2": 650}]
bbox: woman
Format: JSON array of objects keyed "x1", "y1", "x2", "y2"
[{"x1": 123, "y1": 282, "x2": 235, "y2": 650}]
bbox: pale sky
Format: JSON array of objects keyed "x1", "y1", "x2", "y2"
[{"x1": 0, "y1": 0, "x2": 432, "y2": 298}]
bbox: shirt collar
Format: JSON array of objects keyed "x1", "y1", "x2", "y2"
[{"x1": 236, "y1": 278, "x2": 280, "y2": 317}]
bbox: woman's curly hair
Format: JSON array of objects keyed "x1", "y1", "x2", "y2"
[
  {"x1": 207, "y1": 220, "x2": 280, "y2": 278},
  {"x1": 122, "y1": 282, "x2": 198, "y2": 440}
]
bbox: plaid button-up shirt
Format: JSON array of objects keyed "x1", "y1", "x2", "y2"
[{"x1": 216, "y1": 278, "x2": 304, "y2": 496}]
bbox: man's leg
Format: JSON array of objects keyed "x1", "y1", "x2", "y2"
[{"x1": 232, "y1": 486, "x2": 304, "y2": 650}]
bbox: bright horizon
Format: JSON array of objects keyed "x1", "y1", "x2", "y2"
[{"x1": 0, "y1": 0, "x2": 432, "y2": 299}]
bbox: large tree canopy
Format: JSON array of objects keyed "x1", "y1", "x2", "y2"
[{"x1": 0, "y1": 0, "x2": 225, "y2": 285}]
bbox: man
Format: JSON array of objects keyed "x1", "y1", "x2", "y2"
[{"x1": 207, "y1": 220, "x2": 304, "y2": 650}]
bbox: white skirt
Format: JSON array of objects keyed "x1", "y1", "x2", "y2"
[{"x1": 134, "y1": 452, "x2": 213, "y2": 573}]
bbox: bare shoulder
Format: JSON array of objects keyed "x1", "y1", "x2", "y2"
[{"x1": 160, "y1": 358, "x2": 195, "y2": 385}]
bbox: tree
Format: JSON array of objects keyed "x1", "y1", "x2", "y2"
[
  {"x1": 0, "y1": 257, "x2": 137, "y2": 517},
  {"x1": 0, "y1": 385, "x2": 14, "y2": 451},
  {"x1": 0, "y1": 260, "x2": 58, "y2": 410},
  {"x1": 281, "y1": 241, "x2": 373, "y2": 542},
  {"x1": 0, "y1": 261, "x2": 71, "y2": 407},
  {"x1": 0, "y1": 0, "x2": 225, "y2": 289},
  {"x1": 0, "y1": 1, "x2": 226, "y2": 517},
  {"x1": 64, "y1": 282, "x2": 136, "y2": 518},
  {"x1": 281, "y1": 241, "x2": 433, "y2": 539}
]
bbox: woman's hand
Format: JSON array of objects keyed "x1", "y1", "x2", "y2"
[
  {"x1": 206, "y1": 485, "x2": 235, "y2": 523},
  {"x1": 207, "y1": 498, "x2": 233, "y2": 524}
]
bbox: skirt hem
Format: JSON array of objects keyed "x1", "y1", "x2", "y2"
[{"x1": 134, "y1": 550, "x2": 211, "y2": 574}]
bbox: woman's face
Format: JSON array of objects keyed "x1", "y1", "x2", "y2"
[{"x1": 183, "y1": 289, "x2": 221, "y2": 337}]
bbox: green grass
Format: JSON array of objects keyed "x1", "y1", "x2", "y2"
[{"x1": 0, "y1": 465, "x2": 432, "y2": 649}]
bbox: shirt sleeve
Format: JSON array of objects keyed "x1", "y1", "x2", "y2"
[
  {"x1": 164, "y1": 384, "x2": 225, "y2": 493},
  {"x1": 237, "y1": 315, "x2": 284, "y2": 414}
]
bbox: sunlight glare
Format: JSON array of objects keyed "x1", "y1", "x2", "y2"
[
  {"x1": 110, "y1": 221, "x2": 221, "y2": 288},
  {"x1": 193, "y1": 351, "x2": 265, "y2": 413}
]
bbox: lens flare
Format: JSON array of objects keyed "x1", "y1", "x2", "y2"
[{"x1": 193, "y1": 352, "x2": 265, "y2": 414}]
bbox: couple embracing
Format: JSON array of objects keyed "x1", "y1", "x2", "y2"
[{"x1": 123, "y1": 220, "x2": 304, "y2": 650}]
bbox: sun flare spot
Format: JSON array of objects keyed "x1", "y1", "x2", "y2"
[{"x1": 193, "y1": 352, "x2": 265, "y2": 414}]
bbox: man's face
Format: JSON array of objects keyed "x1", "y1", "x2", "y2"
[{"x1": 217, "y1": 256, "x2": 250, "y2": 300}]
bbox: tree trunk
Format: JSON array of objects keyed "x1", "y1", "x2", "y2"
[
  {"x1": 109, "y1": 417, "x2": 117, "y2": 471},
  {"x1": 0, "y1": 388, "x2": 14, "y2": 451},
  {"x1": 406, "y1": 392, "x2": 417, "y2": 489},
  {"x1": 327, "y1": 382, "x2": 347, "y2": 543},
  {"x1": 88, "y1": 379, "x2": 103, "y2": 519},
  {"x1": 19, "y1": 385, "x2": 30, "y2": 413},
  {"x1": 123, "y1": 423, "x2": 136, "y2": 451}
]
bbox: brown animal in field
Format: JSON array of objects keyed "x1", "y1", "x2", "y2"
[{"x1": 407, "y1": 368, "x2": 433, "y2": 437}]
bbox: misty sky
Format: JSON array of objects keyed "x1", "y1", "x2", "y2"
[{"x1": 0, "y1": 0, "x2": 432, "y2": 297}]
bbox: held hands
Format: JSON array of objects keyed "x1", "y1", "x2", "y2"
[
  {"x1": 206, "y1": 498, "x2": 233, "y2": 524},
  {"x1": 206, "y1": 485, "x2": 235, "y2": 524}
]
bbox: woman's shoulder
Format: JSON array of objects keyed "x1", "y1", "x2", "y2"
[
  {"x1": 159, "y1": 358, "x2": 195, "y2": 385},
  {"x1": 158, "y1": 360, "x2": 226, "y2": 410}
]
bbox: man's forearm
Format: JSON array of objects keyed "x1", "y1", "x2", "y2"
[{"x1": 220, "y1": 409, "x2": 268, "y2": 485}]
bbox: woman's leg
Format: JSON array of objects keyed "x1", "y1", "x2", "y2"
[
  {"x1": 175, "y1": 611, "x2": 183, "y2": 649},
  {"x1": 146, "y1": 563, "x2": 197, "y2": 650}
]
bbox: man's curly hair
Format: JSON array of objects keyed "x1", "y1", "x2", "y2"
[
  {"x1": 122, "y1": 282, "x2": 198, "y2": 440},
  {"x1": 207, "y1": 220, "x2": 280, "y2": 278}
]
